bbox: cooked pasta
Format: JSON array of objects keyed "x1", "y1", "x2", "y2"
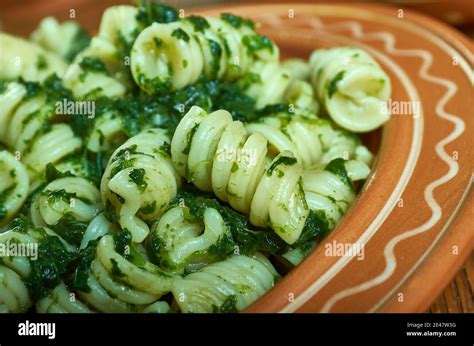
[
  {"x1": 0, "y1": 2, "x2": 389, "y2": 314},
  {"x1": 30, "y1": 17, "x2": 90, "y2": 62},
  {"x1": 101, "y1": 128, "x2": 181, "y2": 243},
  {"x1": 63, "y1": 5, "x2": 139, "y2": 98},
  {"x1": 0, "y1": 33, "x2": 68, "y2": 81},
  {"x1": 0, "y1": 150, "x2": 29, "y2": 227},
  {"x1": 0, "y1": 82, "x2": 82, "y2": 185},
  {"x1": 171, "y1": 106, "x2": 309, "y2": 244},
  {"x1": 36, "y1": 283, "x2": 93, "y2": 313},
  {"x1": 309, "y1": 46, "x2": 391, "y2": 132},
  {"x1": 0, "y1": 265, "x2": 31, "y2": 313},
  {"x1": 76, "y1": 233, "x2": 175, "y2": 312},
  {"x1": 246, "y1": 114, "x2": 373, "y2": 168},
  {"x1": 244, "y1": 60, "x2": 318, "y2": 112},
  {"x1": 0, "y1": 218, "x2": 75, "y2": 312},
  {"x1": 86, "y1": 111, "x2": 129, "y2": 154},
  {"x1": 172, "y1": 254, "x2": 278, "y2": 312},
  {"x1": 282, "y1": 58, "x2": 311, "y2": 81},
  {"x1": 149, "y1": 206, "x2": 233, "y2": 273},
  {"x1": 303, "y1": 158, "x2": 370, "y2": 228},
  {"x1": 131, "y1": 14, "x2": 279, "y2": 93},
  {"x1": 29, "y1": 177, "x2": 102, "y2": 247}
]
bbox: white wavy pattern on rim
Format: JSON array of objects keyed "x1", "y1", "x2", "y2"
[
  {"x1": 262, "y1": 14, "x2": 422, "y2": 313},
  {"x1": 303, "y1": 20, "x2": 467, "y2": 312}
]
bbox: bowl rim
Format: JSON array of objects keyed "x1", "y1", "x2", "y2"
[{"x1": 193, "y1": 1, "x2": 474, "y2": 313}]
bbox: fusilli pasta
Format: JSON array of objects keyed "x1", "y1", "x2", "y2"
[
  {"x1": 172, "y1": 254, "x2": 278, "y2": 312},
  {"x1": 101, "y1": 128, "x2": 181, "y2": 242},
  {"x1": 0, "y1": 33, "x2": 67, "y2": 82},
  {"x1": 309, "y1": 47, "x2": 391, "y2": 132},
  {"x1": 171, "y1": 106, "x2": 309, "y2": 244},
  {"x1": 0, "y1": 150, "x2": 29, "y2": 227},
  {"x1": 131, "y1": 14, "x2": 279, "y2": 93}
]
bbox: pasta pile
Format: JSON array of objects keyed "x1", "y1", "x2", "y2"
[{"x1": 0, "y1": 2, "x2": 391, "y2": 313}]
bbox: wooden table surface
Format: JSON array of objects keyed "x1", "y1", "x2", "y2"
[
  {"x1": 429, "y1": 252, "x2": 474, "y2": 313},
  {"x1": 1, "y1": 0, "x2": 472, "y2": 313}
]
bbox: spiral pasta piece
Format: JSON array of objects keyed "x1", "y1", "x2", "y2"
[
  {"x1": 0, "y1": 218, "x2": 76, "y2": 312},
  {"x1": 309, "y1": 47, "x2": 391, "y2": 132},
  {"x1": 171, "y1": 106, "x2": 309, "y2": 244},
  {"x1": 29, "y1": 177, "x2": 102, "y2": 248},
  {"x1": 131, "y1": 15, "x2": 279, "y2": 93},
  {"x1": 0, "y1": 217, "x2": 89, "y2": 313},
  {"x1": 63, "y1": 5, "x2": 139, "y2": 98},
  {"x1": 172, "y1": 254, "x2": 278, "y2": 312},
  {"x1": 36, "y1": 283, "x2": 93, "y2": 313},
  {"x1": 80, "y1": 213, "x2": 116, "y2": 250},
  {"x1": 0, "y1": 265, "x2": 32, "y2": 313},
  {"x1": 243, "y1": 59, "x2": 318, "y2": 113},
  {"x1": 0, "y1": 82, "x2": 82, "y2": 185},
  {"x1": 246, "y1": 114, "x2": 373, "y2": 169},
  {"x1": 0, "y1": 150, "x2": 29, "y2": 227},
  {"x1": 282, "y1": 58, "x2": 311, "y2": 81},
  {"x1": 76, "y1": 234, "x2": 174, "y2": 312},
  {"x1": 149, "y1": 206, "x2": 233, "y2": 273},
  {"x1": 0, "y1": 33, "x2": 67, "y2": 82},
  {"x1": 101, "y1": 128, "x2": 181, "y2": 242},
  {"x1": 30, "y1": 17, "x2": 90, "y2": 62},
  {"x1": 86, "y1": 111, "x2": 129, "y2": 154},
  {"x1": 303, "y1": 158, "x2": 370, "y2": 227}
]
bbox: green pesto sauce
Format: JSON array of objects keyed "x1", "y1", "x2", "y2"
[
  {"x1": 0, "y1": 183, "x2": 16, "y2": 221},
  {"x1": 324, "y1": 158, "x2": 354, "y2": 190},
  {"x1": 137, "y1": 71, "x2": 172, "y2": 95},
  {"x1": 153, "y1": 141, "x2": 171, "y2": 158},
  {"x1": 221, "y1": 13, "x2": 256, "y2": 30},
  {"x1": 153, "y1": 37, "x2": 164, "y2": 48},
  {"x1": 183, "y1": 123, "x2": 200, "y2": 155},
  {"x1": 135, "y1": 2, "x2": 178, "y2": 28},
  {"x1": 36, "y1": 55, "x2": 48, "y2": 70},
  {"x1": 45, "y1": 163, "x2": 75, "y2": 182},
  {"x1": 242, "y1": 34, "x2": 274, "y2": 57},
  {"x1": 212, "y1": 295, "x2": 238, "y2": 313},
  {"x1": 266, "y1": 156, "x2": 297, "y2": 176},
  {"x1": 327, "y1": 70, "x2": 346, "y2": 98},
  {"x1": 79, "y1": 56, "x2": 109, "y2": 76},
  {"x1": 171, "y1": 28, "x2": 190, "y2": 42},
  {"x1": 168, "y1": 186, "x2": 289, "y2": 256},
  {"x1": 110, "y1": 258, "x2": 126, "y2": 278},
  {"x1": 291, "y1": 210, "x2": 331, "y2": 251},
  {"x1": 23, "y1": 225, "x2": 77, "y2": 301},
  {"x1": 208, "y1": 39, "x2": 222, "y2": 79},
  {"x1": 65, "y1": 28, "x2": 91, "y2": 62},
  {"x1": 0, "y1": 80, "x2": 7, "y2": 94},
  {"x1": 231, "y1": 162, "x2": 239, "y2": 173},
  {"x1": 139, "y1": 201, "x2": 156, "y2": 215},
  {"x1": 185, "y1": 16, "x2": 210, "y2": 32},
  {"x1": 128, "y1": 168, "x2": 148, "y2": 192},
  {"x1": 50, "y1": 214, "x2": 88, "y2": 246},
  {"x1": 73, "y1": 239, "x2": 98, "y2": 292}
]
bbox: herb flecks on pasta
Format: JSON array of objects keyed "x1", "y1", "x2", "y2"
[
  {"x1": 131, "y1": 14, "x2": 278, "y2": 93},
  {"x1": 0, "y1": 1, "x2": 390, "y2": 313},
  {"x1": 309, "y1": 47, "x2": 391, "y2": 132}
]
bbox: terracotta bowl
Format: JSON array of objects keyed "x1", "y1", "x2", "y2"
[
  {"x1": 194, "y1": 2, "x2": 474, "y2": 313},
  {"x1": 3, "y1": 1, "x2": 472, "y2": 312}
]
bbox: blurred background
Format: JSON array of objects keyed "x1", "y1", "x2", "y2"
[
  {"x1": 1, "y1": 0, "x2": 474, "y2": 38},
  {"x1": 0, "y1": 0, "x2": 472, "y2": 313}
]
